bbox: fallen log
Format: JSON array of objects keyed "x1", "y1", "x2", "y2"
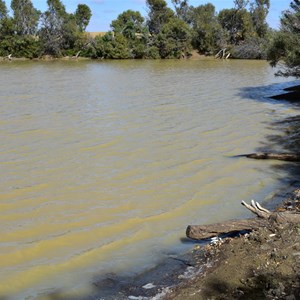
[
  {"x1": 186, "y1": 218, "x2": 267, "y2": 240},
  {"x1": 236, "y1": 152, "x2": 300, "y2": 162},
  {"x1": 186, "y1": 200, "x2": 300, "y2": 240}
]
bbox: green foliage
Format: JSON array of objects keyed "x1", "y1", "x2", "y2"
[
  {"x1": 0, "y1": 0, "x2": 273, "y2": 60},
  {"x1": 234, "y1": 0, "x2": 250, "y2": 10},
  {"x1": 0, "y1": 16, "x2": 14, "y2": 37},
  {"x1": 92, "y1": 33, "x2": 131, "y2": 59},
  {"x1": 0, "y1": 0, "x2": 41, "y2": 58},
  {"x1": 190, "y1": 3, "x2": 222, "y2": 54},
  {"x1": 74, "y1": 4, "x2": 92, "y2": 32},
  {"x1": 38, "y1": 0, "x2": 87, "y2": 57},
  {"x1": 155, "y1": 17, "x2": 192, "y2": 58},
  {"x1": 218, "y1": 8, "x2": 254, "y2": 45},
  {"x1": 106, "y1": 10, "x2": 149, "y2": 59},
  {"x1": 0, "y1": 35, "x2": 41, "y2": 58},
  {"x1": 281, "y1": 0, "x2": 300, "y2": 33},
  {"x1": 111, "y1": 10, "x2": 145, "y2": 39},
  {"x1": 267, "y1": 0, "x2": 300, "y2": 77},
  {"x1": 146, "y1": 0, "x2": 174, "y2": 34},
  {"x1": 250, "y1": 0, "x2": 270, "y2": 38},
  {"x1": 171, "y1": 0, "x2": 190, "y2": 22},
  {"x1": 0, "y1": 0, "x2": 11, "y2": 39},
  {"x1": 0, "y1": 0, "x2": 7, "y2": 20},
  {"x1": 38, "y1": 0, "x2": 68, "y2": 56},
  {"x1": 11, "y1": 0, "x2": 40, "y2": 35}
]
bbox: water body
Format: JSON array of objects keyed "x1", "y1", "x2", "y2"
[{"x1": 0, "y1": 59, "x2": 297, "y2": 298}]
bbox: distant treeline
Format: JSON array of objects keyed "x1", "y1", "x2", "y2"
[{"x1": 0, "y1": 0, "x2": 285, "y2": 60}]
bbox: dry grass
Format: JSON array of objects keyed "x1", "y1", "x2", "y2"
[{"x1": 86, "y1": 32, "x2": 107, "y2": 38}]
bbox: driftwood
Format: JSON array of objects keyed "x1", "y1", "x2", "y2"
[
  {"x1": 215, "y1": 48, "x2": 230, "y2": 59},
  {"x1": 4, "y1": 54, "x2": 12, "y2": 61},
  {"x1": 186, "y1": 200, "x2": 300, "y2": 240},
  {"x1": 72, "y1": 51, "x2": 81, "y2": 59},
  {"x1": 186, "y1": 218, "x2": 267, "y2": 240},
  {"x1": 236, "y1": 152, "x2": 300, "y2": 162}
]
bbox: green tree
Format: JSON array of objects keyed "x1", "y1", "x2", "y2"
[
  {"x1": 171, "y1": 0, "x2": 191, "y2": 22},
  {"x1": 155, "y1": 17, "x2": 192, "y2": 58},
  {"x1": 190, "y1": 3, "x2": 222, "y2": 54},
  {"x1": 0, "y1": 1, "x2": 16, "y2": 56},
  {"x1": 39, "y1": 0, "x2": 67, "y2": 55},
  {"x1": 111, "y1": 9, "x2": 145, "y2": 39},
  {"x1": 234, "y1": 0, "x2": 249, "y2": 10},
  {"x1": 11, "y1": 0, "x2": 40, "y2": 35},
  {"x1": 109, "y1": 10, "x2": 149, "y2": 58},
  {"x1": 0, "y1": 0, "x2": 7, "y2": 20},
  {"x1": 250, "y1": 0, "x2": 270, "y2": 38},
  {"x1": 218, "y1": 7, "x2": 254, "y2": 44},
  {"x1": 74, "y1": 4, "x2": 91, "y2": 32},
  {"x1": 146, "y1": 0, "x2": 174, "y2": 34},
  {"x1": 0, "y1": 0, "x2": 10, "y2": 37},
  {"x1": 0, "y1": 17, "x2": 14, "y2": 37},
  {"x1": 267, "y1": 0, "x2": 300, "y2": 77},
  {"x1": 94, "y1": 32, "x2": 132, "y2": 59},
  {"x1": 39, "y1": 0, "x2": 77, "y2": 56},
  {"x1": 0, "y1": 34, "x2": 41, "y2": 57}
]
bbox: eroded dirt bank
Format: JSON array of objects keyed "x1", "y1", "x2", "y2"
[{"x1": 164, "y1": 188, "x2": 300, "y2": 300}]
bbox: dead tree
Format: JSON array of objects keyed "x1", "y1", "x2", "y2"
[
  {"x1": 186, "y1": 200, "x2": 300, "y2": 240},
  {"x1": 72, "y1": 51, "x2": 81, "y2": 59},
  {"x1": 4, "y1": 54, "x2": 12, "y2": 61},
  {"x1": 215, "y1": 48, "x2": 230, "y2": 59}
]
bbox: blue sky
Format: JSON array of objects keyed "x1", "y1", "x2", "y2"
[{"x1": 4, "y1": 0, "x2": 289, "y2": 32}]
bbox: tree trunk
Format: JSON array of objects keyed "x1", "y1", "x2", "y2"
[
  {"x1": 186, "y1": 218, "x2": 267, "y2": 240},
  {"x1": 215, "y1": 48, "x2": 230, "y2": 59},
  {"x1": 186, "y1": 200, "x2": 300, "y2": 240}
]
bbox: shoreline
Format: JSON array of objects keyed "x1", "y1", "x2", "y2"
[
  {"x1": 0, "y1": 51, "x2": 260, "y2": 62},
  {"x1": 75, "y1": 84, "x2": 300, "y2": 299},
  {"x1": 83, "y1": 183, "x2": 299, "y2": 300},
  {"x1": 115, "y1": 84, "x2": 300, "y2": 300},
  {"x1": 40, "y1": 83, "x2": 300, "y2": 300},
  {"x1": 165, "y1": 191, "x2": 300, "y2": 300},
  {"x1": 163, "y1": 84, "x2": 300, "y2": 299}
]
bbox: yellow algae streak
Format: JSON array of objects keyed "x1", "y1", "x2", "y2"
[
  {"x1": 80, "y1": 137, "x2": 122, "y2": 152},
  {"x1": 0, "y1": 183, "x2": 49, "y2": 202}
]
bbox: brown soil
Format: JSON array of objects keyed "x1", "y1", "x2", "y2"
[
  {"x1": 165, "y1": 193, "x2": 300, "y2": 300},
  {"x1": 189, "y1": 50, "x2": 212, "y2": 60}
]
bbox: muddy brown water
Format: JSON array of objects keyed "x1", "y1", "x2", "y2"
[{"x1": 0, "y1": 59, "x2": 298, "y2": 298}]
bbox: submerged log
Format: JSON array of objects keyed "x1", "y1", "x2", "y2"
[
  {"x1": 186, "y1": 200, "x2": 300, "y2": 240},
  {"x1": 236, "y1": 152, "x2": 300, "y2": 162}
]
